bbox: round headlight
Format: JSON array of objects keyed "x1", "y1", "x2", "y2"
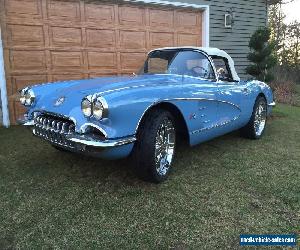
[
  {"x1": 20, "y1": 88, "x2": 35, "y2": 106},
  {"x1": 93, "y1": 98, "x2": 104, "y2": 120},
  {"x1": 81, "y1": 97, "x2": 92, "y2": 117},
  {"x1": 25, "y1": 89, "x2": 35, "y2": 106},
  {"x1": 20, "y1": 88, "x2": 27, "y2": 105}
]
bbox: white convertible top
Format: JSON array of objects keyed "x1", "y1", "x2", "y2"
[{"x1": 150, "y1": 46, "x2": 240, "y2": 82}]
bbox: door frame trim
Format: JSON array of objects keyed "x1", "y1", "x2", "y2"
[
  {"x1": 0, "y1": 28, "x2": 10, "y2": 127},
  {"x1": 124, "y1": 0, "x2": 210, "y2": 46}
]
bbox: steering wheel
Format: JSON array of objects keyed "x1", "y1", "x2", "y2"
[{"x1": 191, "y1": 66, "x2": 208, "y2": 77}]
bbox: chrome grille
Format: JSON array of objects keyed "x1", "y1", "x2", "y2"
[{"x1": 33, "y1": 114, "x2": 76, "y2": 148}]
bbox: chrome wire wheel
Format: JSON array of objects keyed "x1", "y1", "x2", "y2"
[
  {"x1": 154, "y1": 118, "x2": 176, "y2": 176},
  {"x1": 254, "y1": 100, "x2": 267, "y2": 137}
]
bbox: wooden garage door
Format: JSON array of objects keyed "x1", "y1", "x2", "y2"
[{"x1": 0, "y1": 0, "x2": 203, "y2": 123}]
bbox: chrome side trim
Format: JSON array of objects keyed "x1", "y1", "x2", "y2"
[
  {"x1": 166, "y1": 97, "x2": 241, "y2": 111},
  {"x1": 191, "y1": 115, "x2": 240, "y2": 134},
  {"x1": 67, "y1": 134, "x2": 136, "y2": 148},
  {"x1": 268, "y1": 102, "x2": 276, "y2": 107},
  {"x1": 135, "y1": 98, "x2": 241, "y2": 134},
  {"x1": 95, "y1": 84, "x2": 148, "y2": 96}
]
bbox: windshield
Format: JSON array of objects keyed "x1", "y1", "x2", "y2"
[{"x1": 139, "y1": 50, "x2": 215, "y2": 80}]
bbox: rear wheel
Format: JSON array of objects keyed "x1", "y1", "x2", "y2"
[
  {"x1": 132, "y1": 109, "x2": 176, "y2": 183},
  {"x1": 241, "y1": 96, "x2": 267, "y2": 139}
]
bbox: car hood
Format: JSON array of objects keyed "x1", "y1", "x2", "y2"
[
  {"x1": 34, "y1": 74, "x2": 182, "y2": 97},
  {"x1": 31, "y1": 74, "x2": 182, "y2": 116}
]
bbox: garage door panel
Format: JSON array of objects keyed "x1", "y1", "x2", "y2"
[
  {"x1": 11, "y1": 75, "x2": 48, "y2": 94},
  {"x1": 176, "y1": 11, "x2": 200, "y2": 28},
  {"x1": 119, "y1": 6, "x2": 145, "y2": 26},
  {"x1": 10, "y1": 50, "x2": 46, "y2": 72},
  {"x1": 178, "y1": 33, "x2": 201, "y2": 46},
  {"x1": 51, "y1": 74, "x2": 84, "y2": 82},
  {"x1": 50, "y1": 51, "x2": 83, "y2": 71},
  {"x1": 150, "y1": 32, "x2": 174, "y2": 48},
  {"x1": 49, "y1": 26, "x2": 82, "y2": 47},
  {"x1": 84, "y1": 3, "x2": 115, "y2": 25},
  {"x1": 120, "y1": 30, "x2": 146, "y2": 49},
  {"x1": 5, "y1": 0, "x2": 42, "y2": 19},
  {"x1": 89, "y1": 72, "x2": 117, "y2": 78},
  {"x1": 7, "y1": 24, "x2": 45, "y2": 47},
  {"x1": 47, "y1": 0, "x2": 81, "y2": 22},
  {"x1": 149, "y1": 9, "x2": 174, "y2": 28},
  {"x1": 88, "y1": 52, "x2": 117, "y2": 70},
  {"x1": 86, "y1": 29, "x2": 116, "y2": 48},
  {"x1": 120, "y1": 53, "x2": 146, "y2": 73}
]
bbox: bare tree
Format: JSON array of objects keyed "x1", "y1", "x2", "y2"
[
  {"x1": 287, "y1": 21, "x2": 300, "y2": 67},
  {"x1": 268, "y1": 0, "x2": 300, "y2": 84}
]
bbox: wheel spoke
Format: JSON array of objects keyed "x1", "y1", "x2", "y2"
[
  {"x1": 155, "y1": 118, "x2": 175, "y2": 176},
  {"x1": 254, "y1": 101, "x2": 267, "y2": 137}
]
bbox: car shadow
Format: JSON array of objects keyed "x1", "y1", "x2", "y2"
[{"x1": 27, "y1": 130, "x2": 243, "y2": 188}]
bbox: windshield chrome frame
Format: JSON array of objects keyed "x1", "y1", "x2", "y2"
[{"x1": 141, "y1": 48, "x2": 218, "y2": 82}]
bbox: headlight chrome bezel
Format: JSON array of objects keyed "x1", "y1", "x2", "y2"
[
  {"x1": 81, "y1": 95, "x2": 108, "y2": 120},
  {"x1": 20, "y1": 87, "x2": 35, "y2": 107},
  {"x1": 93, "y1": 96, "x2": 108, "y2": 120},
  {"x1": 81, "y1": 95, "x2": 93, "y2": 118}
]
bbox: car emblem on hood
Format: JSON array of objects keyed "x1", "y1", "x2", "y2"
[{"x1": 54, "y1": 96, "x2": 65, "y2": 106}]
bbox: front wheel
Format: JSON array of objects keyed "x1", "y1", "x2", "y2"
[
  {"x1": 132, "y1": 109, "x2": 176, "y2": 183},
  {"x1": 241, "y1": 96, "x2": 267, "y2": 139}
]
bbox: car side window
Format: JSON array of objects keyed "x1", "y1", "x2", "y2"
[
  {"x1": 169, "y1": 51, "x2": 215, "y2": 80},
  {"x1": 212, "y1": 56, "x2": 233, "y2": 82},
  {"x1": 147, "y1": 57, "x2": 169, "y2": 74}
]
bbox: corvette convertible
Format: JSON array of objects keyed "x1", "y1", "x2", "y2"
[{"x1": 19, "y1": 47, "x2": 275, "y2": 182}]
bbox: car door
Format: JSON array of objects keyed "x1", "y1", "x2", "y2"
[
  {"x1": 183, "y1": 76, "x2": 218, "y2": 131},
  {"x1": 212, "y1": 56, "x2": 246, "y2": 130},
  {"x1": 175, "y1": 50, "x2": 219, "y2": 145}
]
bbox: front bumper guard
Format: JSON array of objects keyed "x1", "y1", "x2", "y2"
[
  {"x1": 18, "y1": 118, "x2": 136, "y2": 148},
  {"x1": 66, "y1": 134, "x2": 136, "y2": 148}
]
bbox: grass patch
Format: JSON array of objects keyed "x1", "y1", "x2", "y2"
[
  {"x1": 0, "y1": 104, "x2": 299, "y2": 249},
  {"x1": 294, "y1": 84, "x2": 300, "y2": 106}
]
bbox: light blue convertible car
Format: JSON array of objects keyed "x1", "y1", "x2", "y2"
[{"x1": 19, "y1": 47, "x2": 275, "y2": 182}]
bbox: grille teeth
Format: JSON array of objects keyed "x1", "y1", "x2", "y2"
[{"x1": 33, "y1": 114, "x2": 76, "y2": 148}]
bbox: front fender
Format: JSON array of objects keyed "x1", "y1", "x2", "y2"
[
  {"x1": 95, "y1": 85, "x2": 184, "y2": 138},
  {"x1": 246, "y1": 80, "x2": 275, "y2": 114}
]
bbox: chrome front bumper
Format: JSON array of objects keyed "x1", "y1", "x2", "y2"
[
  {"x1": 268, "y1": 101, "x2": 276, "y2": 107},
  {"x1": 18, "y1": 117, "x2": 136, "y2": 149}
]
